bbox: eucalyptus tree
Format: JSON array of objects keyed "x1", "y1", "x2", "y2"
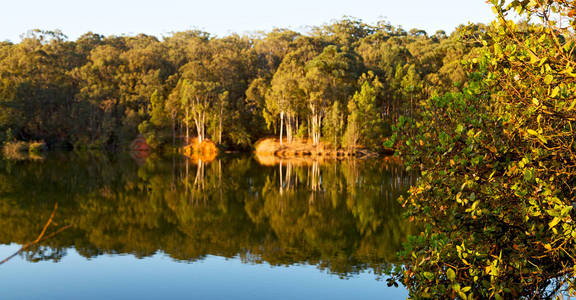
[
  {"x1": 253, "y1": 29, "x2": 301, "y2": 75},
  {"x1": 206, "y1": 35, "x2": 259, "y2": 147},
  {"x1": 265, "y1": 54, "x2": 304, "y2": 145},
  {"x1": 355, "y1": 34, "x2": 412, "y2": 122},
  {"x1": 170, "y1": 77, "x2": 224, "y2": 145},
  {"x1": 322, "y1": 101, "x2": 345, "y2": 147},
  {"x1": 400, "y1": 64, "x2": 422, "y2": 117},
  {"x1": 302, "y1": 45, "x2": 363, "y2": 145},
  {"x1": 311, "y1": 17, "x2": 375, "y2": 48},
  {"x1": 264, "y1": 40, "x2": 320, "y2": 145},
  {"x1": 0, "y1": 30, "x2": 83, "y2": 145},
  {"x1": 0, "y1": 42, "x2": 22, "y2": 142},
  {"x1": 344, "y1": 72, "x2": 385, "y2": 149},
  {"x1": 72, "y1": 40, "x2": 126, "y2": 146},
  {"x1": 0, "y1": 19, "x2": 484, "y2": 151}
]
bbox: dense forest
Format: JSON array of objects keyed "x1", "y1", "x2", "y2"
[{"x1": 0, "y1": 19, "x2": 484, "y2": 151}]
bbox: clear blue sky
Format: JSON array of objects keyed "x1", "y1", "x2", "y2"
[{"x1": 0, "y1": 0, "x2": 495, "y2": 42}]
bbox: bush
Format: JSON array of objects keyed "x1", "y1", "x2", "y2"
[
  {"x1": 28, "y1": 141, "x2": 47, "y2": 153},
  {"x1": 2, "y1": 141, "x2": 47, "y2": 160},
  {"x1": 2, "y1": 141, "x2": 30, "y2": 160},
  {"x1": 391, "y1": 2, "x2": 576, "y2": 298}
]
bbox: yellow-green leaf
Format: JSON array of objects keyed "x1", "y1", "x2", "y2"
[
  {"x1": 568, "y1": 99, "x2": 576, "y2": 111},
  {"x1": 550, "y1": 86, "x2": 559, "y2": 98},
  {"x1": 447, "y1": 268, "x2": 456, "y2": 282},
  {"x1": 549, "y1": 217, "x2": 561, "y2": 228}
]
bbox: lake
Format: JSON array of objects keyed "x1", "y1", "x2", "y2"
[{"x1": 0, "y1": 152, "x2": 416, "y2": 299}]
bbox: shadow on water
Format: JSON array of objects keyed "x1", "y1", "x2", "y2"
[{"x1": 0, "y1": 152, "x2": 417, "y2": 278}]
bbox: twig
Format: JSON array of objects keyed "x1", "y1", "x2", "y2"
[{"x1": 0, "y1": 203, "x2": 70, "y2": 266}]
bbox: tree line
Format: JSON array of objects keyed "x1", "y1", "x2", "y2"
[{"x1": 0, "y1": 19, "x2": 485, "y2": 151}]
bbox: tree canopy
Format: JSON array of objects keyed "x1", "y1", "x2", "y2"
[{"x1": 0, "y1": 21, "x2": 482, "y2": 152}]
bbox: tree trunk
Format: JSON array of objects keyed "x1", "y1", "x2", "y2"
[
  {"x1": 185, "y1": 106, "x2": 190, "y2": 145},
  {"x1": 172, "y1": 112, "x2": 176, "y2": 147},
  {"x1": 308, "y1": 116, "x2": 311, "y2": 141},
  {"x1": 195, "y1": 118, "x2": 202, "y2": 144},
  {"x1": 280, "y1": 111, "x2": 284, "y2": 146},
  {"x1": 218, "y1": 107, "x2": 223, "y2": 144},
  {"x1": 286, "y1": 113, "x2": 293, "y2": 144}
]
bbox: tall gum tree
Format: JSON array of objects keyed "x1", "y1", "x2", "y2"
[
  {"x1": 344, "y1": 72, "x2": 384, "y2": 149},
  {"x1": 265, "y1": 42, "x2": 319, "y2": 145},
  {"x1": 303, "y1": 45, "x2": 363, "y2": 145}
]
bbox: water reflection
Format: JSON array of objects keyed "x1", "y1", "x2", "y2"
[{"x1": 0, "y1": 153, "x2": 416, "y2": 277}]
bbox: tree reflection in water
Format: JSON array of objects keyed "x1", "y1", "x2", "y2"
[{"x1": 0, "y1": 153, "x2": 416, "y2": 278}]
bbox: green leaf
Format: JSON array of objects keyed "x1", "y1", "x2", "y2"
[
  {"x1": 491, "y1": 6, "x2": 499, "y2": 14},
  {"x1": 447, "y1": 268, "x2": 456, "y2": 281},
  {"x1": 423, "y1": 272, "x2": 435, "y2": 281},
  {"x1": 455, "y1": 124, "x2": 465, "y2": 135},
  {"x1": 568, "y1": 99, "x2": 576, "y2": 111},
  {"x1": 529, "y1": 53, "x2": 539, "y2": 65},
  {"x1": 550, "y1": 86, "x2": 560, "y2": 98},
  {"x1": 549, "y1": 217, "x2": 561, "y2": 228}
]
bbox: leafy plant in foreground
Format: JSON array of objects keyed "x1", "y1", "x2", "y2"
[{"x1": 391, "y1": 1, "x2": 576, "y2": 298}]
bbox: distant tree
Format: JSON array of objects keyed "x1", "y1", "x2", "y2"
[
  {"x1": 302, "y1": 45, "x2": 363, "y2": 145},
  {"x1": 323, "y1": 101, "x2": 345, "y2": 147},
  {"x1": 400, "y1": 64, "x2": 422, "y2": 117},
  {"x1": 344, "y1": 72, "x2": 384, "y2": 149}
]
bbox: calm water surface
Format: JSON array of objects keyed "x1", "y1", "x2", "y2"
[{"x1": 0, "y1": 153, "x2": 415, "y2": 299}]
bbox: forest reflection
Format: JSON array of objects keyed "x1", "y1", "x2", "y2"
[{"x1": 0, "y1": 153, "x2": 416, "y2": 277}]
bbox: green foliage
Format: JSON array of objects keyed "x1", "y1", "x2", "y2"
[
  {"x1": 344, "y1": 72, "x2": 385, "y2": 149},
  {"x1": 0, "y1": 19, "x2": 482, "y2": 151},
  {"x1": 391, "y1": 1, "x2": 576, "y2": 298},
  {"x1": 323, "y1": 101, "x2": 345, "y2": 147}
]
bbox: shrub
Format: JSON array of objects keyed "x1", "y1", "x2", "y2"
[
  {"x1": 28, "y1": 141, "x2": 47, "y2": 154},
  {"x1": 2, "y1": 141, "x2": 30, "y2": 160},
  {"x1": 391, "y1": 1, "x2": 576, "y2": 298}
]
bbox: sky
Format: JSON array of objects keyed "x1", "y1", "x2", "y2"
[{"x1": 0, "y1": 0, "x2": 495, "y2": 42}]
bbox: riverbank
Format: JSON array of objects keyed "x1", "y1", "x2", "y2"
[
  {"x1": 254, "y1": 138, "x2": 391, "y2": 159},
  {"x1": 182, "y1": 139, "x2": 218, "y2": 161},
  {"x1": 1, "y1": 141, "x2": 47, "y2": 160}
]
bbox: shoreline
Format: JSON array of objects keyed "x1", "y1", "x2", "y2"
[{"x1": 253, "y1": 138, "x2": 394, "y2": 159}]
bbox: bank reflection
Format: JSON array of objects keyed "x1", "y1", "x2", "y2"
[{"x1": 0, "y1": 153, "x2": 416, "y2": 277}]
